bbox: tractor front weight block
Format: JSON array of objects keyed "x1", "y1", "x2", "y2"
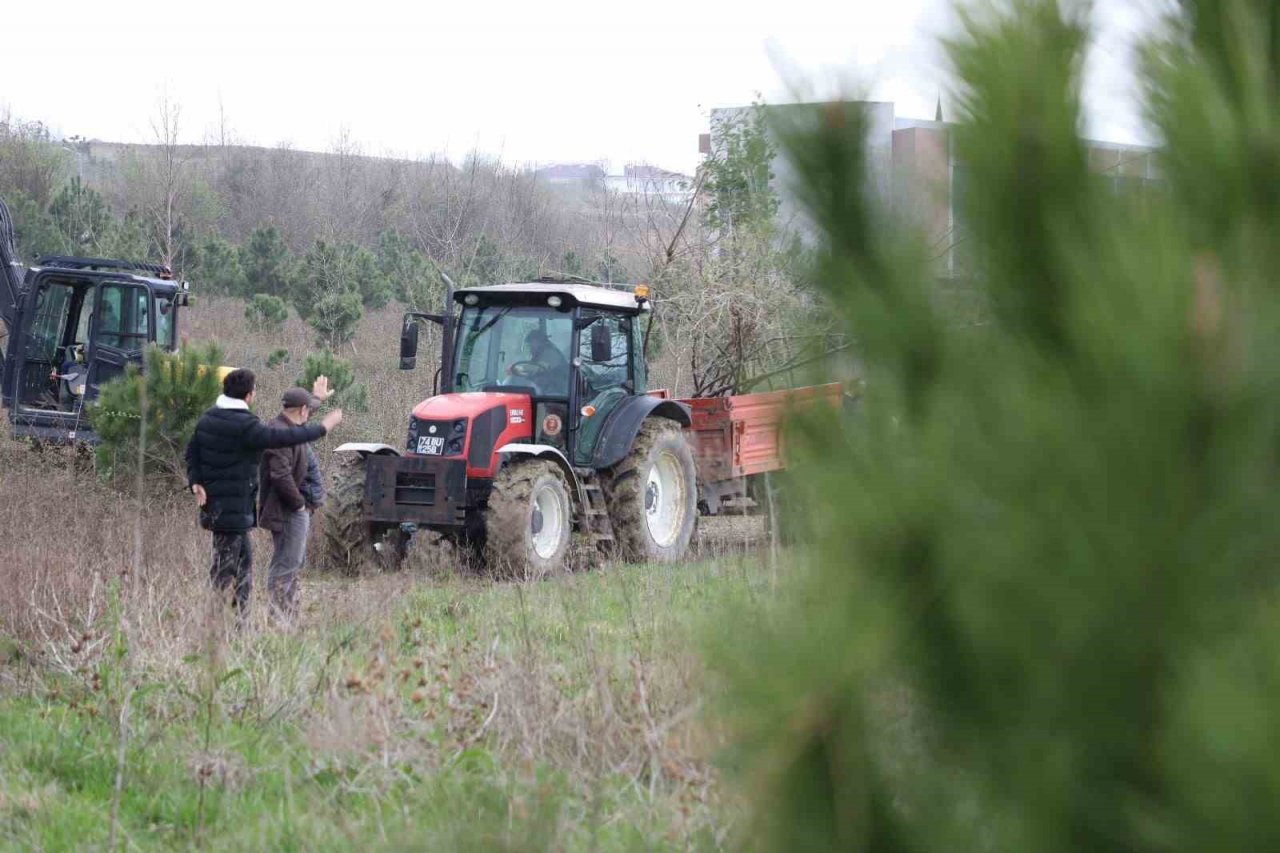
[{"x1": 364, "y1": 454, "x2": 469, "y2": 527}]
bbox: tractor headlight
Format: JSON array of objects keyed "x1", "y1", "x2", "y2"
[
  {"x1": 446, "y1": 436, "x2": 464, "y2": 455},
  {"x1": 451, "y1": 418, "x2": 467, "y2": 436}
]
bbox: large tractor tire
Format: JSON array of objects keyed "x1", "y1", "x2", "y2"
[
  {"x1": 323, "y1": 454, "x2": 406, "y2": 574},
  {"x1": 602, "y1": 418, "x2": 697, "y2": 564},
  {"x1": 482, "y1": 459, "x2": 573, "y2": 580}
]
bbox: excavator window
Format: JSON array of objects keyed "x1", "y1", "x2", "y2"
[{"x1": 96, "y1": 283, "x2": 149, "y2": 350}]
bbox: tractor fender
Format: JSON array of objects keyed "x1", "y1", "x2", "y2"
[
  {"x1": 496, "y1": 443, "x2": 585, "y2": 508},
  {"x1": 590, "y1": 397, "x2": 692, "y2": 470},
  {"x1": 333, "y1": 442, "x2": 402, "y2": 458}
]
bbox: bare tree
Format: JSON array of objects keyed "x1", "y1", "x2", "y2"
[{"x1": 148, "y1": 94, "x2": 190, "y2": 268}]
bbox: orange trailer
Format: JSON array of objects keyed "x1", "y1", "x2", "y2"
[{"x1": 677, "y1": 382, "x2": 845, "y2": 513}]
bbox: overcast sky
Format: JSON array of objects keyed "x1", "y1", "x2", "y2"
[{"x1": 5, "y1": 0, "x2": 1161, "y2": 174}]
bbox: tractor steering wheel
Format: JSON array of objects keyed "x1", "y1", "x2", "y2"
[{"x1": 508, "y1": 361, "x2": 546, "y2": 379}]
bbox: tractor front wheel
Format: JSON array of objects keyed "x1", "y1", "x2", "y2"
[
  {"x1": 603, "y1": 418, "x2": 697, "y2": 563},
  {"x1": 482, "y1": 459, "x2": 572, "y2": 580},
  {"x1": 323, "y1": 454, "x2": 406, "y2": 574}
]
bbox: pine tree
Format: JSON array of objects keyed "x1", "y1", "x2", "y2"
[
  {"x1": 47, "y1": 177, "x2": 114, "y2": 256},
  {"x1": 240, "y1": 225, "x2": 292, "y2": 298},
  {"x1": 377, "y1": 229, "x2": 442, "y2": 310},
  {"x1": 194, "y1": 236, "x2": 248, "y2": 296},
  {"x1": 90, "y1": 343, "x2": 224, "y2": 483},
  {"x1": 723, "y1": 2, "x2": 1280, "y2": 851}
]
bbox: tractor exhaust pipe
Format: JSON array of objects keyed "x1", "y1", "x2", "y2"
[{"x1": 438, "y1": 270, "x2": 456, "y2": 394}]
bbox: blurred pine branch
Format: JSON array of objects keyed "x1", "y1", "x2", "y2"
[{"x1": 724, "y1": 1, "x2": 1280, "y2": 850}]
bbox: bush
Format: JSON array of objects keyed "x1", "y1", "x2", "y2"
[
  {"x1": 722, "y1": 2, "x2": 1280, "y2": 851},
  {"x1": 297, "y1": 350, "x2": 367, "y2": 412},
  {"x1": 90, "y1": 343, "x2": 224, "y2": 484},
  {"x1": 307, "y1": 290, "x2": 363, "y2": 351},
  {"x1": 266, "y1": 348, "x2": 290, "y2": 369},
  {"x1": 244, "y1": 293, "x2": 289, "y2": 334}
]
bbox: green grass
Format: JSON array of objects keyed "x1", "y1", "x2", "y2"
[{"x1": 0, "y1": 554, "x2": 772, "y2": 851}]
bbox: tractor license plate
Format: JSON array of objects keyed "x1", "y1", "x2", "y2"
[{"x1": 417, "y1": 436, "x2": 445, "y2": 455}]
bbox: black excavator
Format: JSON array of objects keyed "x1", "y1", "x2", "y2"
[{"x1": 0, "y1": 196, "x2": 190, "y2": 443}]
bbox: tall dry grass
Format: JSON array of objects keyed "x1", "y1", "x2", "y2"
[{"x1": 0, "y1": 428, "x2": 750, "y2": 846}]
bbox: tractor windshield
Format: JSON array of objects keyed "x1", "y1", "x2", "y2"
[{"x1": 453, "y1": 305, "x2": 573, "y2": 397}]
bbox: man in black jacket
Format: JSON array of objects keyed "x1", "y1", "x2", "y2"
[{"x1": 185, "y1": 368, "x2": 342, "y2": 618}]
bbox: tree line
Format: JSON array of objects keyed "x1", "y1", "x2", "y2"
[{"x1": 1, "y1": 103, "x2": 831, "y2": 395}]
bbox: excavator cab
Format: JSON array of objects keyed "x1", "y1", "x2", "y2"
[{"x1": 0, "y1": 198, "x2": 188, "y2": 443}]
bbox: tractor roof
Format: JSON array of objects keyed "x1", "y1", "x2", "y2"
[{"x1": 455, "y1": 282, "x2": 645, "y2": 312}]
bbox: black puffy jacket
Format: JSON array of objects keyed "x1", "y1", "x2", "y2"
[{"x1": 185, "y1": 402, "x2": 327, "y2": 532}]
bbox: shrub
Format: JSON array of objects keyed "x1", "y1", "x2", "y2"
[
  {"x1": 244, "y1": 293, "x2": 289, "y2": 334},
  {"x1": 90, "y1": 343, "x2": 224, "y2": 484},
  {"x1": 298, "y1": 350, "x2": 367, "y2": 412},
  {"x1": 266, "y1": 348, "x2": 290, "y2": 369},
  {"x1": 307, "y1": 290, "x2": 363, "y2": 351}
]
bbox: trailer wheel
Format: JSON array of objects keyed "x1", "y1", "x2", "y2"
[
  {"x1": 324, "y1": 454, "x2": 406, "y2": 574},
  {"x1": 603, "y1": 418, "x2": 697, "y2": 563},
  {"x1": 483, "y1": 459, "x2": 572, "y2": 580}
]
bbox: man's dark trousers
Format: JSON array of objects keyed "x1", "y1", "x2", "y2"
[{"x1": 212, "y1": 531, "x2": 254, "y2": 615}]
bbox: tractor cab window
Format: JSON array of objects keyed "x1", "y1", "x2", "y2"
[
  {"x1": 578, "y1": 313, "x2": 632, "y2": 396},
  {"x1": 454, "y1": 305, "x2": 573, "y2": 397},
  {"x1": 574, "y1": 312, "x2": 634, "y2": 465},
  {"x1": 97, "y1": 283, "x2": 149, "y2": 351}
]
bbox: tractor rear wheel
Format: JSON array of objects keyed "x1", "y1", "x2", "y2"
[
  {"x1": 323, "y1": 454, "x2": 406, "y2": 574},
  {"x1": 482, "y1": 459, "x2": 572, "y2": 580},
  {"x1": 602, "y1": 418, "x2": 697, "y2": 563}
]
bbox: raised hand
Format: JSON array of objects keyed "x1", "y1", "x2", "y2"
[{"x1": 311, "y1": 374, "x2": 335, "y2": 402}]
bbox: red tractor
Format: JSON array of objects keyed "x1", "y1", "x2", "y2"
[{"x1": 326, "y1": 278, "x2": 842, "y2": 575}]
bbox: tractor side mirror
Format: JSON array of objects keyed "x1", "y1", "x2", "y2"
[
  {"x1": 590, "y1": 323, "x2": 612, "y2": 363},
  {"x1": 400, "y1": 321, "x2": 419, "y2": 370}
]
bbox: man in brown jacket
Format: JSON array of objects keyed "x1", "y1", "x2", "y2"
[{"x1": 260, "y1": 385, "x2": 330, "y2": 621}]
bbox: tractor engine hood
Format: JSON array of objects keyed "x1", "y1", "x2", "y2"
[
  {"x1": 409, "y1": 392, "x2": 535, "y2": 477},
  {"x1": 411, "y1": 391, "x2": 532, "y2": 421}
]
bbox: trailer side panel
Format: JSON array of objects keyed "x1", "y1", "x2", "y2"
[{"x1": 682, "y1": 382, "x2": 843, "y2": 482}]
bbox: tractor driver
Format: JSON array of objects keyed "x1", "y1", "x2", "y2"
[{"x1": 516, "y1": 328, "x2": 569, "y2": 393}]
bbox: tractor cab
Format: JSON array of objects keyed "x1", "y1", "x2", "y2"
[
  {"x1": 0, "y1": 255, "x2": 188, "y2": 443},
  {"x1": 443, "y1": 283, "x2": 648, "y2": 466}
]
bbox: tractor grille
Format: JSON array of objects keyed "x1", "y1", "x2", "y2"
[{"x1": 408, "y1": 416, "x2": 468, "y2": 456}]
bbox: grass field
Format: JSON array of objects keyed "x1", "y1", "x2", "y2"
[
  {"x1": 0, "y1": 430, "x2": 778, "y2": 851},
  {"x1": 0, "y1": 560, "x2": 768, "y2": 850}
]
